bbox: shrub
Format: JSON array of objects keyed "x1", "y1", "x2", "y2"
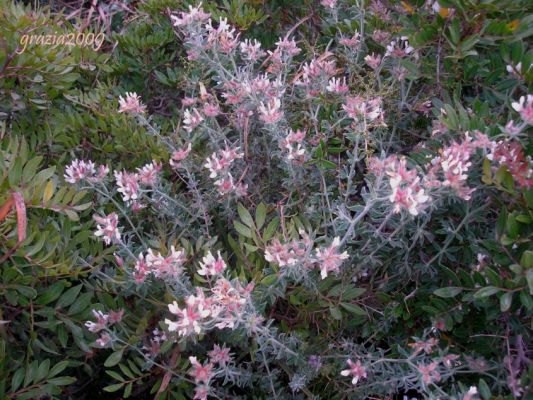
[{"x1": 1, "y1": 0, "x2": 532, "y2": 399}]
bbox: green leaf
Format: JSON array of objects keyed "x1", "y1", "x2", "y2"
[
  {"x1": 318, "y1": 159, "x2": 336, "y2": 169},
  {"x1": 478, "y1": 378, "x2": 491, "y2": 400},
  {"x1": 36, "y1": 282, "x2": 65, "y2": 305},
  {"x1": 434, "y1": 287, "x2": 463, "y2": 298},
  {"x1": 255, "y1": 203, "x2": 267, "y2": 230},
  {"x1": 519, "y1": 291, "x2": 533, "y2": 310},
  {"x1": 263, "y1": 217, "x2": 279, "y2": 241},
  {"x1": 48, "y1": 360, "x2": 69, "y2": 378},
  {"x1": 104, "y1": 348, "x2": 125, "y2": 367},
  {"x1": 342, "y1": 286, "x2": 367, "y2": 300},
  {"x1": 14, "y1": 285, "x2": 37, "y2": 299},
  {"x1": 36, "y1": 359, "x2": 50, "y2": 382},
  {"x1": 329, "y1": 306, "x2": 343, "y2": 320},
  {"x1": 526, "y1": 269, "x2": 533, "y2": 295},
  {"x1": 8, "y1": 157, "x2": 23, "y2": 187},
  {"x1": 103, "y1": 382, "x2": 125, "y2": 392},
  {"x1": 47, "y1": 376, "x2": 76, "y2": 386},
  {"x1": 106, "y1": 370, "x2": 125, "y2": 382},
  {"x1": 500, "y1": 292, "x2": 512, "y2": 312},
  {"x1": 261, "y1": 274, "x2": 278, "y2": 286},
  {"x1": 521, "y1": 250, "x2": 533, "y2": 269},
  {"x1": 340, "y1": 302, "x2": 366, "y2": 316},
  {"x1": 124, "y1": 382, "x2": 133, "y2": 398},
  {"x1": 234, "y1": 221, "x2": 252, "y2": 238},
  {"x1": 11, "y1": 368, "x2": 24, "y2": 392},
  {"x1": 56, "y1": 284, "x2": 83, "y2": 309},
  {"x1": 237, "y1": 203, "x2": 254, "y2": 227},
  {"x1": 473, "y1": 286, "x2": 501, "y2": 299}
]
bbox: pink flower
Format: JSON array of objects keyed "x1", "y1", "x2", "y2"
[
  {"x1": 364, "y1": 53, "x2": 382, "y2": 69},
  {"x1": 281, "y1": 129, "x2": 306, "y2": 163},
  {"x1": 95, "y1": 332, "x2": 112, "y2": 347},
  {"x1": 137, "y1": 161, "x2": 162, "y2": 186},
  {"x1": 298, "y1": 56, "x2": 337, "y2": 86},
  {"x1": 340, "y1": 359, "x2": 367, "y2": 385},
  {"x1": 108, "y1": 309, "x2": 124, "y2": 324},
  {"x1": 118, "y1": 92, "x2": 146, "y2": 114},
  {"x1": 503, "y1": 120, "x2": 521, "y2": 137},
  {"x1": 326, "y1": 77, "x2": 349, "y2": 93},
  {"x1": 214, "y1": 174, "x2": 236, "y2": 195},
  {"x1": 170, "y1": 143, "x2": 192, "y2": 169},
  {"x1": 275, "y1": 37, "x2": 301, "y2": 56},
  {"x1": 321, "y1": 0, "x2": 337, "y2": 8},
  {"x1": 442, "y1": 354, "x2": 460, "y2": 368},
  {"x1": 339, "y1": 32, "x2": 360, "y2": 47},
  {"x1": 511, "y1": 94, "x2": 533, "y2": 125},
  {"x1": 392, "y1": 65, "x2": 408, "y2": 81},
  {"x1": 409, "y1": 338, "x2": 439, "y2": 354},
  {"x1": 208, "y1": 344, "x2": 233, "y2": 366},
  {"x1": 93, "y1": 213, "x2": 121, "y2": 245},
  {"x1": 85, "y1": 310, "x2": 108, "y2": 333},
  {"x1": 198, "y1": 251, "x2": 227, "y2": 276},
  {"x1": 204, "y1": 146, "x2": 243, "y2": 178},
  {"x1": 371, "y1": 29, "x2": 390, "y2": 44},
  {"x1": 146, "y1": 246, "x2": 186, "y2": 278},
  {"x1": 343, "y1": 96, "x2": 384, "y2": 123},
  {"x1": 166, "y1": 291, "x2": 211, "y2": 336},
  {"x1": 64, "y1": 159, "x2": 109, "y2": 184},
  {"x1": 386, "y1": 36, "x2": 414, "y2": 58},
  {"x1": 490, "y1": 140, "x2": 533, "y2": 189},
  {"x1": 114, "y1": 170, "x2": 140, "y2": 203},
  {"x1": 203, "y1": 103, "x2": 220, "y2": 117},
  {"x1": 259, "y1": 97, "x2": 283, "y2": 124},
  {"x1": 463, "y1": 386, "x2": 478, "y2": 400},
  {"x1": 184, "y1": 108, "x2": 204, "y2": 132},
  {"x1": 188, "y1": 356, "x2": 213, "y2": 384},
  {"x1": 133, "y1": 253, "x2": 149, "y2": 283},
  {"x1": 417, "y1": 362, "x2": 441, "y2": 384},
  {"x1": 171, "y1": 3, "x2": 210, "y2": 27},
  {"x1": 193, "y1": 385, "x2": 209, "y2": 400},
  {"x1": 315, "y1": 237, "x2": 349, "y2": 279},
  {"x1": 240, "y1": 39, "x2": 265, "y2": 62},
  {"x1": 506, "y1": 62, "x2": 522, "y2": 78},
  {"x1": 206, "y1": 18, "x2": 240, "y2": 54},
  {"x1": 265, "y1": 238, "x2": 297, "y2": 267},
  {"x1": 182, "y1": 96, "x2": 197, "y2": 106},
  {"x1": 382, "y1": 157, "x2": 429, "y2": 215}
]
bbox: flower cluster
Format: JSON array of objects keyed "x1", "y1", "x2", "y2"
[
  {"x1": 133, "y1": 246, "x2": 186, "y2": 283},
  {"x1": 385, "y1": 36, "x2": 415, "y2": 58},
  {"x1": 343, "y1": 95, "x2": 385, "y2": 125},
  {"x1": 198, "y1": 251, "x2": 227, "y2": 277},
  {"x1": 511, "y1": 94, "x2": 533, "y2": 125},
  {"x1": 93, "y1": 212, "x2": 121, "y2": 245},
  {"x1": 372, "y1": 156, "x2": 430, "y2": 216},
  {"x1": 85, "y1": 309, "x2": 124, "y2": 346},
  {"x1": 114, "y1": 160, "x2": 161, "y2": 206},
  {"x1": 280, "y1": 129, "x2": 306, "y2": 163},
  {"x1": 188, "y1": 345, "x2": 234, "y2": 400},
  {"x1": 204, "y1": 145, "x2": 247, "y2": 196},
  {"x1": 264, "y1": 234, "x2": 348, "y2": 279},
  {"x1": 489, "y1": 140, "x2": 533, "y2": 189},
  {"x1": 64, "y1": 159, "x2": 109, "y2": 184},
  {"x1": 165, "y1": 277, "x2": 254, "y2": 336},
  {"x1": 118, "y1": 92, "x2": 146, "y2": 114},
  {"x1": 170, "y1": 143, "x2": 192, "y2": 169},
  {"x1": 341, "y1": 359, "x2": 368, "y2": 385},
  {"x1": 296, "y1": 53, "x2": 338, "y2": 96}
]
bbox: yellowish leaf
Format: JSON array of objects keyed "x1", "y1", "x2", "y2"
[{"x1": 43, "y1": 180, "x2": 54, "y2": 203}]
